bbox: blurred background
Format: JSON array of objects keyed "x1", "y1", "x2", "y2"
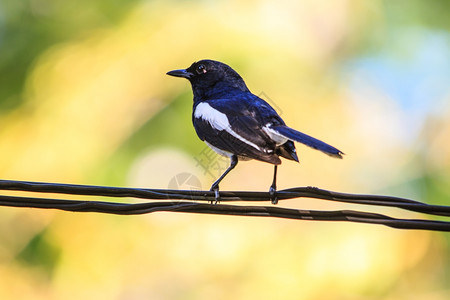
[{"x1": 0, "y1": 0, "x2": 449, "y2": 299}]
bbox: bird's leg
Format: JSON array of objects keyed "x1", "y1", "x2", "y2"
[
  {"x1": 209, "y1": 155, "x2": 238, "y2": 204},
  {"x1": 269, "y1": 165, "x2": 278, "y2": 204}
]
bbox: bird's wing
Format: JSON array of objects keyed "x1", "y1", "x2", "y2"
[
  {"x1": 193, "y1": 97, "x2": 281, "y2": 164},
  {"x1": 202, "y1": 94, "x2": 343, "y2": 159}
]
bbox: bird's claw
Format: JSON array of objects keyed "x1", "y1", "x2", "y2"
[
  {"x1": 307, "y1": 186, "x2": 318, "y2": 190},
  {"x1": 210, "y1": 184, "x2": 220, "y2": 204},
  {"x1": 269, "y1": 185, "x2": 278, "y2": 205}
]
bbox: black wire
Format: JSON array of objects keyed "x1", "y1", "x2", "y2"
[
  {"x1": 0, "y1": 179, "x2": 449, "y2": 231},
  {"x1": 0, "y1": 194, "x2": 449, "y2": 231},
  {"x1": 1, "y1": 179, "x2": 449, "y2": 216}
]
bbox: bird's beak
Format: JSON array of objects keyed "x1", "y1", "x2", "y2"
[{"x1": 166, "y1": 68, "x2": 193, "y2": 79}]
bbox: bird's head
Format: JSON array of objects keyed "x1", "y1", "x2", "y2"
[{"x1": 167, "y1": 59, "x2": 249, "y2": 100}]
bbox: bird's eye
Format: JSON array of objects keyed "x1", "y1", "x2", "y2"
[{"x1": 196, "y1": 64, "x2": 207, "y2": 74}]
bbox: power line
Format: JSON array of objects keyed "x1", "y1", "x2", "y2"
[{"x1": 0, "y1": 179, "x2": 449, "y2": 231}]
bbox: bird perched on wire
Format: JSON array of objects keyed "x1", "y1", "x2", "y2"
[{"x1": 167, "y1": 59, "x2": 343, "y2": 204}]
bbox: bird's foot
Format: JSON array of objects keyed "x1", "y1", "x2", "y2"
[
  {"x1": 209, "y1": 184, "x2": 220, "y2": 204},
  {"x1": 269, "y1": 185, "x2": 278, "y2": 205},
  {"x1": 307, "y1": 186, "x2": 319, "y2": 190}
]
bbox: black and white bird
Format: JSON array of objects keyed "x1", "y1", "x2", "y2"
[{"x1": 167, "y1": 59, "x2": 343, "y2": 204}]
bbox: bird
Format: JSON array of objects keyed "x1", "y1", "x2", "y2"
[{"x1": 167, "y1": 59, "x2": 343, "y2": 204}]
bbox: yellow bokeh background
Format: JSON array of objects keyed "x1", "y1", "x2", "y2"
[{"x1": 0, "y1": 0, "x2": 449, "y2": 299}]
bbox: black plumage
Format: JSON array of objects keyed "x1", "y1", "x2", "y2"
[{"x1": 167, "y1": 59, "x2": 343, "y2": 203}]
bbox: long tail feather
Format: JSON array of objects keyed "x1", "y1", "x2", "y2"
[{"x1": 273, "y1": 125, "x2": 344, "y2": 158}]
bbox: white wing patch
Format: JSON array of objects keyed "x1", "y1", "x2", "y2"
[
  {"x1": 194, "y1": 102, "x2": 261, "y2": 151},
  {"x1": 194, "y1": 102, "x2": 229, "y2": 131}
]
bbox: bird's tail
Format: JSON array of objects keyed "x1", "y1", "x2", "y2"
[{"x1": 272, "y1": 125, "x2": 344, "y2": 158}]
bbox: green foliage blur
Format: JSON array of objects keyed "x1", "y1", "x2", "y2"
[{"x1": 0, "y1": 0, "x2": 449, "y2": 299}]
